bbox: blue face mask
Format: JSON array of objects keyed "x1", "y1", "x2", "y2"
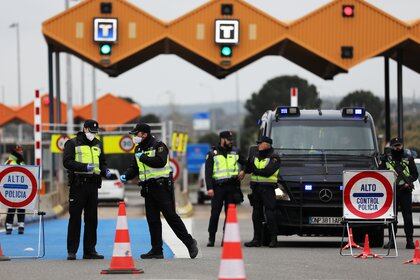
[{"x1": 132, "y1": 136, "x2": 143, "y2": 144}]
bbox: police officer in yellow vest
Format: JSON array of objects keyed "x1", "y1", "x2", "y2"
[
  {"x1": 380, "y1": 137, "x2": 418, "y2": 249},
  {"x1": 205, "y1": 131, "x2": 246, "y2": 247},
  {"x1": 121, "y1": 123, "x2": 198, "y2": 259},
  {"x1": 5, "y1": 145, "x2": 26, "y2": 235},
  {"x1": 244, "y1": 136, "x2": 281, "y2": 248},
  {"x1": 63, "y1": 120, "x2": 110, "y2": 260}
]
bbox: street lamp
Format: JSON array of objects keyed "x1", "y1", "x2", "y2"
[{"x1": 9, "y1": 22, "x2": 22, "y2": 107}]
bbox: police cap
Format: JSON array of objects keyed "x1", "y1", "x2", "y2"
[
  {"x1": 83, "y1": 119, "x2": 99, "y2": 133},
  {"x1": 129, "y1": 123, "x2": 151, "y2": 135}
]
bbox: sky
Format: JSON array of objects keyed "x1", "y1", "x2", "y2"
[{"x1": 0, "y1": 0, "x2": 419, "y2": 108}]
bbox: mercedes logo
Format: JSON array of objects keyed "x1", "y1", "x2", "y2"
[{"x1": 319, "y1": 189, "x2": 333, "y2": 203}]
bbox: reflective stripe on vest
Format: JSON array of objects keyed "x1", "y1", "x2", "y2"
[
  {"x1": 74, "y1": 145, "x2": 101, "y2": 175},
  {"x1": 136, "y1": 149, "x2": 171, "y2": 181},
  {"x1": 250, "y1": 157, "x2": 279, "y2": 184},
  {"x1": 4, "y1": 156, "x2": 24, "y2": 166},
  {"x1": 212, "y1": 152, "x2": 239, "y2": 181},
  {"x1": 386, "y1": 159, "x2": 410, "y2": 186}
]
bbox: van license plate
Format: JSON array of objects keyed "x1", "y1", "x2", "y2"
[{"x1": 309, "y1": 217, "x2": 342, "y2": 224}]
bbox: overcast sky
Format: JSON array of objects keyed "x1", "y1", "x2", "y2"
[{"x1": 0, "y1": 0, "x2": 419, "y2": 108}]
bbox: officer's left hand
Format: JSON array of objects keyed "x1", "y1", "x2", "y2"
[
  {"x1": 135, "y1": 152, "x2": 143, "y2": 159},
  {"x1": 238, "y1": 170, "x2": 245, "y2": 180},
  {"x1": 105, "y1": 169, "x2": 112, "y2": 179}
]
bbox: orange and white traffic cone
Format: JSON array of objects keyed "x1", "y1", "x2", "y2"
[
  {"x1": 354, "y1": 234, "x2": 382, "y2": 259},
  {"x1": 342, "y1": 228, "x2": 362, "y2": 250},
  {"x1": 404, "y1": 240, "x2": 420, "y2": 264},
  {"x1": 218, "y1": 204, "x2": 246, "y2": 280},
  {"x1": 101, "y1": 202, "x2": 144, "y2": 274},
  {"x1": 0, "y1": 242, "x2": 10, "y2": 261}
]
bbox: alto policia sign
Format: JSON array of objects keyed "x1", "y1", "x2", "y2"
[
  {"x1": 343, "y1": 170, "x2": 396, "y2": 220},
  {"x1": 0, "y1": 165, "x2": 40, "y2": 210}
]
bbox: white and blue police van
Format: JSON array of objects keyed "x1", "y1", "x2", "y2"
[{"x1": 256, "y1": 107, "x2": 384, "y2": 246}]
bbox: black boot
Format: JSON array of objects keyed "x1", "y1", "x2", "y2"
[
  {"x1": 187, "y1": 239, "x2": 199, "y2": 259},
  {"x1": 207, "y1": 234, "x2": 215, "y2": 247},
  {"x1": 268, "y1": 236, "x2": 278, "y2": 248},
  {"x1": 83, "y1": 251, "x2": 104, "y2": 259},
  {"x1": 244, "y1": 239, "x2": 261, "y2": 247},
  {"x1": 140, "y1": 249, "x2": 164, "y2": 259},
  {"x1": 406, "y1": 236, "x2": 415, "y2": 249}
]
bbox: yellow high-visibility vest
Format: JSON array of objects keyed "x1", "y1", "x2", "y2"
[
  {"x1": 74, "y1": 145, "x2": 101, "y2": 175},
  {"x1": 136, "y1": 149, "x2": 171, "y2": 181},
  {"x1": 212, "y1": 151, "x2": 239, "y2": 181},
  {"x1": 386, "y1": 159, "x2": 410, "y2": 186},
  {"x1": 250, "y1": 157, "x2": 279, "y2": 184}
]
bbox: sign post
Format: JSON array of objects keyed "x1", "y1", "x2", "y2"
[{"x1": 340, "y1": 170, "x2": 397, "y2": 257}]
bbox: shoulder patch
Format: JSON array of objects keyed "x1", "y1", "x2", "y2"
[
  {"x1": 158, "y1": 146, "x2": 164, "y2": 152},
  {"x1": 213, "y1": 150, "x2": 218, "y2": 155}
]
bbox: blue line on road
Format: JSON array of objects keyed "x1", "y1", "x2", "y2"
[
  {"x1": 0, "y1": 218, "x2": 174, "y2": 260},
  {"x1": 3, "y1": 184, "x2": 29, "y2": 189},
  {"x1": 352, "y1": 193, "x2": 384, "y2": 198}
]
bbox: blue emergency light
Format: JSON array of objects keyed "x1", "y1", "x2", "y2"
[
  {"x1": 275, "y1": 106, "x2": 300, "y2": 119},
  {"x1": 305, "y1": 184, "x2": 313, "y2": 191},
  {"x1": 341, "y1": 107, "x2": 366, "y2": 118}
]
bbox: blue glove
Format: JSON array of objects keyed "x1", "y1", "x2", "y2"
[
  {"x1": 120, "y1": 175, "x2": 127, "y2": 182},
  {"x1": 86, "y1": 163, "x2": 95, "y2": 172},
  {"x1": 105, "y1": 169, "x2": 112, "y2": 178},
  {"x1": 135, "y1": 152, "x2": 143, "y2": 159}
]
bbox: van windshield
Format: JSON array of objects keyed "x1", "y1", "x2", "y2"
[{"x1": 271, "y1": 120, "x2": 375, "y2": 155}]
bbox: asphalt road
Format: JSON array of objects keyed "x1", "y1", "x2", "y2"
[{"x1": 1, "y1": 189, "x2": 420, "y2": 280}]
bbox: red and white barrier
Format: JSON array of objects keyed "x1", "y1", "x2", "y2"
[{"x1": 34, "y1": 90, "x2": 42, "y2": 168}]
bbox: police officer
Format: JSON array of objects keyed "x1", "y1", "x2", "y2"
[
  {"x1": 63, "y1": 120, "x2": 110, "y2": 260},
  {"x1": 380, "y1": 137, "x2": 418, "y2": 249},
  {"x1": 120, "y1": 123, "x2": 198, "y2": 259},
  {"x1": 244, "y1": 136, "x2": 280, "y2": 248},
  {"x1": 205, "y1": 131, "x2": 246, "y2": 247},
  {"x1": 4, "y1": 145, "x2": 26, "y2": 235}
]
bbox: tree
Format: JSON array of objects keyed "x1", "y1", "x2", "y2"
[
  {"x1": 242, "y1": 75, "x2": 322, "y2": 150},
  {"x1": 198, "y1": 133, "x2": 219, "y2": 146},
  {"x1": 337, "y1": 90, "x2": 384, "y2": 125},
  {"x1": 140, "y1": 113, "x2": 160, "y2": 123}
]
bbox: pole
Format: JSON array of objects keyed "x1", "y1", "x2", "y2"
[
  {"x1": 16, "y1": 23, "x2": 22, "y2": 107},
  {"x1": 1, "y1": 85, "x2": 5, "y2": 104},
  {"x1": 235, "y1": 73, "x2": 241, "y2": 147},
  {"x1": 48, "y1": 45, "x2": 55, "y2": 127},
  {"x1": 81, "y1": 61, "x2": 85, "y2": 105},
  {"x1": 397, "y1": 50, "x2": 403, "y2": 139},
  {"x1": 384, "y1": 57, "x2": 390, "y2": 143},
  {"x1": 65, "y1": 0, "x2": 73, "y2": 133},
  {"x1": 92, "y1": 66, "x2": 97, "y2": 120},
  {"x1": 55, "y1": 52, "x2": 61, "y2": 123}
]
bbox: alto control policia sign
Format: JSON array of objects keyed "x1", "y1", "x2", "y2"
[
  {"x1": 0, "y1": 165, "x2": 40, "y2": 210},
  {"x1": 343, "y1": 170, "x2": 396, "y2": 220}
]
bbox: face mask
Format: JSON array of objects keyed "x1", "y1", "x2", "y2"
[
  {"x1": 133, "y1": 136, "x2": 143, "y2": 144},
  {"x1": 391, "y1": 148, "x2": 403, "y2": 159},
  {"x1": 85, "y1": 132, "x2": 95, "y2": 141}
]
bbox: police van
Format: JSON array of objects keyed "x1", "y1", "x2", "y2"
[{"x1": 257, "y1": 106, "x2": 384, "y2": 246}]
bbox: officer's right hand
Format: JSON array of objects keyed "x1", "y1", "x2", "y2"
[
  {"x1": 207, "y1": 189, "x2": 214, "y2": 197},
  {"x1": 86, "y1": 164, "x2": 95, "y2": 172},
  {"x1": 120, "y1": 175, "x2": 127, "y2": 182}
]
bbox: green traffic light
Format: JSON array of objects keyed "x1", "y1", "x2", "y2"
[
  {"x1": 220, "y1": 46, "x2": 232, "y2": 57},
  {"x1": 100, "y1": 44, "x2": 112, "y2": 55}
]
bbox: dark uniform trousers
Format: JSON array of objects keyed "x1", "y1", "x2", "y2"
[
  {"x1": 389, "y1": 189, "x2": 413, "y2": 239},
  {"x1": 208, "y1": 183, "x2": 236, "y2": 235},
  {"x1": 6, "y1": 208, "x2": 25, "y2": 224},
  {"x1": 251, "y1": 186, "x2": 277, "y2": 240},
  {"x1": 144, "y1": 178, "x2": 193, "y2": 253},
  {"x1": 67, "y1": 180, "x2": 98, "y2": 254}
]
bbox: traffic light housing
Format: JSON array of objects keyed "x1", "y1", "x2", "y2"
[
  {"x1": 341, "y1": 46, "x2": 353, "y2": 59},
  {"x1": 220, "y1": 45, "x2": 232, "y2": 57},
  {"x1": 342, "y1": 5, "x2": 354, "y2": 17},
  {"x1": 100, "y1": 43, "x2": 112, "y2": 55}
]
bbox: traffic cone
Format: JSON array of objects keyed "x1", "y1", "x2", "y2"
[
  {"x1": 101, "y1": 202, "x2": 144, "y2": 274},
  {"x1": 218, "y1": 204, "x2": 246, "y2": 280},
  {"x1": 0, "y1": 242, "x2": 10, "y2": 261},
  {"x1": 404, "y1": 240, "x2": 420, "y2": 264},
  {"x1": 342, "y1": 228, "x2": 362, "y2": 250},
  {"x1": 354, "y1": 234, "x2": 382, "y2": 259}
]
